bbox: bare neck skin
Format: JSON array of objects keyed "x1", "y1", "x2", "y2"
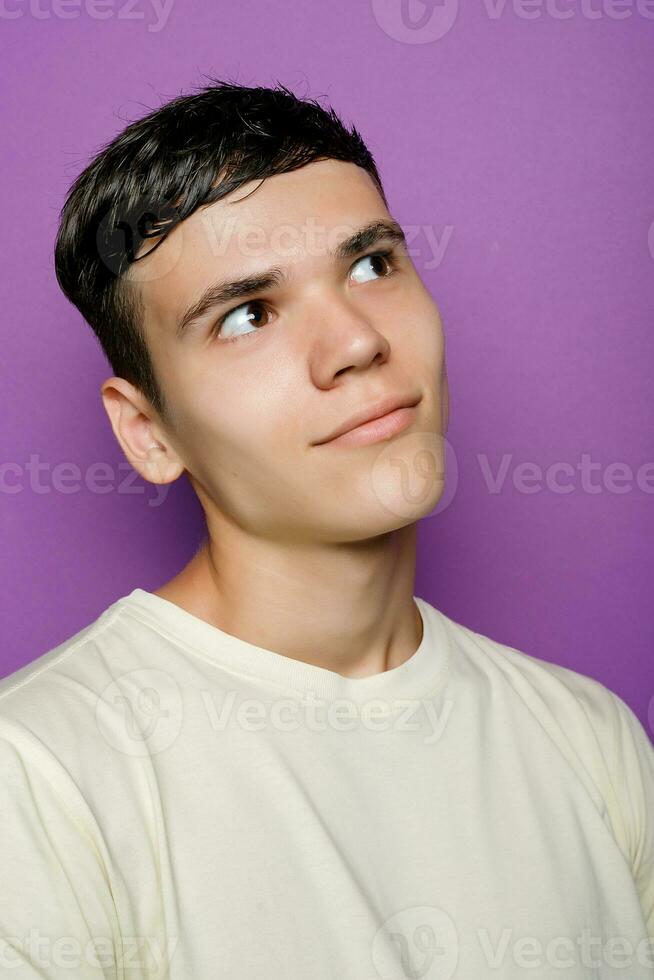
[{"x1": 153, "y1": 520, "x2": 422, "y2": 680}]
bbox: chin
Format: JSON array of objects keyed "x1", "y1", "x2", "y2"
[{"x1": 324, "y1": 507, "x2": 426, "y2": 545}]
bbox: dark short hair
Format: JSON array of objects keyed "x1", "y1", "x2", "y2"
[{"x1": 54, "y1": 76, "x2": 388, "y2": 421}]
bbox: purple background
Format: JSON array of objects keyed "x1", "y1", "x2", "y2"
[{"x1": 1, "y1": 0, "x2": 653, "y2": 733}]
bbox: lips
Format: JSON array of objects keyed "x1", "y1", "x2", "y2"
[{"x1": 312, "y1": 392, "x2": 421, "y2": 446}]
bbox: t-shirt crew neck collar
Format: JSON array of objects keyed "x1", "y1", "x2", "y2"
[{"x1": 118, "y1": 588, "x2": 451, "y2": 706}]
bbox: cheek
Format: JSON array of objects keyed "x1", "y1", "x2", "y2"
[
  {"x1": 181, "y1": 363, "x2": 301, "y2": 469},
  {"x1": 399, "y1": 294, "x2": 445, "y2": 372}
]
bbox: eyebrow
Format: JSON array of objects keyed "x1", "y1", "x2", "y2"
[{"x1": 174, "y1": 218, "x2": 407, "y2": 340}]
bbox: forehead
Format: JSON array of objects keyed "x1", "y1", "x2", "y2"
[{"x1": 128, "y1": 159, "x2": 388, "y2": 339}]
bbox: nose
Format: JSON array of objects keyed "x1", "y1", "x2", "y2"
[{"x1": 308, "y1": 294, "x2": 391, "y2": 389}]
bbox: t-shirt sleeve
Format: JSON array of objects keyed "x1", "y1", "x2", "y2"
[
  {"x1": 0, "y1": 728, "x2": 125, "y2": 978},
  {"x1": 606, "y1": 692, "x2": 654, "y2": 938}
]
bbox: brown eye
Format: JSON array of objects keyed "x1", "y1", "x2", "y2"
[
  {"x1": 350, "y1": 251, "x2": 396, "y2": 284},
  {"x1": 213, "y1": 300, "x2": 271, "y2": 342}
]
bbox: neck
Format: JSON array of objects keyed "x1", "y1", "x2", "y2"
[{"x1": 153, "y1": 522, "x2": 422, "y2": 679}]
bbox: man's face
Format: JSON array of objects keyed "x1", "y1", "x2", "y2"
[{"x1": 131, "y1": 159, "x2": 449, "y2": 542}]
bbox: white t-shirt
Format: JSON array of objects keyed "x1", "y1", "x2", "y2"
[{"x1": 1, "y1": 588, "x2": 652, "y2": 979}]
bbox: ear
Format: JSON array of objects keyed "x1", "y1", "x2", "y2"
[{"x1": 100, "y1": 376, "x2": 185, "y2": 485}]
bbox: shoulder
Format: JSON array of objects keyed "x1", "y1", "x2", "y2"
[
  {"x1": 0, "y1": 595, "x2": 143, "y2": 770},
  {"x1": 430, "y1": 601, "x2": 634, "y2": 741},
  {"x1": 423, "y1": 600, "x2": 650, "y2": 820},
  {"x1": 428, "y1": 602, "x2": 654, "y2": 901},
  {"x1": 0, "y1": 595, "x2": 127, "y2": 706}
]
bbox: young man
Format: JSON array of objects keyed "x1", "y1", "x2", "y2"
[{"x1": 1, "y1": 79, "x2": 652, "y2": 978}]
